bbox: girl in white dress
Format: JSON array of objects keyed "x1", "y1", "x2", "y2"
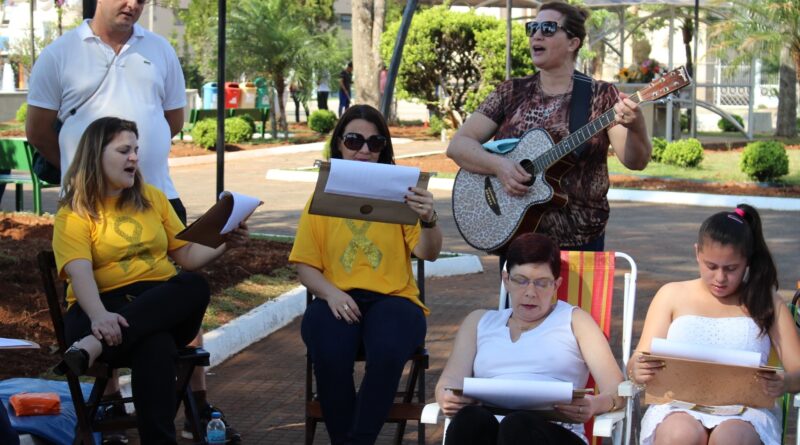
[{"x1": 629, "y1": 204, "x2": 800, "y2": 445}]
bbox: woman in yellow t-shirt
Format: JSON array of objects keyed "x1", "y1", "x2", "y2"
[
  {"x1": 53, "y1": 117, "x2": 249, "y2": 444},
  {"x1": 290, "y1": 104, "x2": 443, "y2": 444}
]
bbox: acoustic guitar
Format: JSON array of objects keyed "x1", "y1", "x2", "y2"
[{"x1": 452, "y1": 66, "x2": 692, "y2": 253}]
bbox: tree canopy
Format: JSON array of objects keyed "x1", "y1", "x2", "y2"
[{"x1": 381, "y1": 6, "x2": 532, "y2": 127}]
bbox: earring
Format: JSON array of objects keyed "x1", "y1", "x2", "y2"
[{"x1": 742, "y1": 266, "x2": 750, "y2": 284}]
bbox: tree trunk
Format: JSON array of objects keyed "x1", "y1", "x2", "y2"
[
  {"x1": 352, "y1": 0, "x2": 385, "y2": 109},
  {"x1": 776, "y1": 47, "x2": 797, "y2": 137},
  {"x1": 275, "y1": 75, "x2": 289, "y2": 138}
]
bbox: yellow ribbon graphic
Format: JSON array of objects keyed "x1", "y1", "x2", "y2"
[
  {"x1": 340, "y1": 220, "x2": 382, "y2": 273},
  {"x1": 114, "y1": 216, "x2": 157, "y2": 272}
]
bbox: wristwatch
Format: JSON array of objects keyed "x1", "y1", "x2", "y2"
[{"x1": 420, "y1": 210, "x2": 438, "y2": 228}]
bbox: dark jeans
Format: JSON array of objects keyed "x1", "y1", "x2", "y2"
[
  {"x1": 64, "y1": 272, "x2": 210, "y2": 445},
  {"x1": 168, "y1": 198, "x2": 187, "y2": 226},
  {"x1": 445, "y1": 405, "x2": 585, "y2": 445},
  {"x1": 317, "y1": 91, "x2": 329, "y2": 110},
  {"x1": 338, "y1": 91, "x2": 351, "y2": 117},
  {"x1": 301, "y1": 290, "x2": 426, "y2": 445},
  {"x1": 0, "y1": 402, "x2": 18, "y2": 445}
]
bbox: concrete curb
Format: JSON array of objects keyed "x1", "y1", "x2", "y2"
[
  {"x1": 265, "y1": 169, "x2": 800, "y2": 211},
  {"x1": 168, "y1": 138, "x2": 415, "y2": 167}
]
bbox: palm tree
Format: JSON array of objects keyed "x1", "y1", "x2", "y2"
[{"x1": 710, "y1": 0, "x2": 799, "y2": 137}]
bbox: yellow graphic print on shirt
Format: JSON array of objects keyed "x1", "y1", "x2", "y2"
[
  {"x1": 114, "y1": 216, "x2": 157, "y2": 273},
  {"x1": 340, "y1": 220, "x2": 382, "y2": 273}
]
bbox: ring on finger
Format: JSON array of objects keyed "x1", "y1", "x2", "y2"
[
  {"x1": 579, "y1": 407, "x2": 583, "y2": 414},
  {"x1": 343, "y1": 304, "x2": 350, "y2": 311}
]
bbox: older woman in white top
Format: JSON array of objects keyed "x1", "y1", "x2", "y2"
[{"x1": 435, "y1": 233, "x2": 624, "y2": 444}]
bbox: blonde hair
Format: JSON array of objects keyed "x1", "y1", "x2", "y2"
[{"x1": 59, "y1": 117, "x2": 151, "y2": 219}]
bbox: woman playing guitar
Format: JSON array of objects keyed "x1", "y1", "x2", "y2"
[{"x1": 447, "y1": 1, "x2": 652, "y2": 252}]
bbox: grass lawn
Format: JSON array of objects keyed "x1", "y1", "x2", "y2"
[{"x1": 608, "y1": 148, "x2": 800, "y2": 185}]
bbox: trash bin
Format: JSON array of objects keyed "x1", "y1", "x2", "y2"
[
  {"x1": 224, "y1": 82, "x2": 241, "y2": 109},
  {"x1": 254, "y1": 77, "x2": 269, "y2": 109},
  {"x1": 240, "y1": 82, "x2": 257, "y2": 108},
  {"x1": 202, "y1": 82, "x2": 218, "y2": 109}
]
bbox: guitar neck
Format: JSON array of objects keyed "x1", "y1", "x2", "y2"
[{"x1": 533, "y1": 92, "x2": 642, "y2": 171}]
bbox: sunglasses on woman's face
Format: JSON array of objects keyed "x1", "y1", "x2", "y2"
[
  {"x1": 341, "y1": 132, "x2": 388, "y2": 153},
  {"x1": 525, "y1": 21, "x2": 572, "y2": 38}
]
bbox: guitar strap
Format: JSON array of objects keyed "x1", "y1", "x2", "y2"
[{"x1": 569, "y1": 70, "x2": 593, "y2": 157}]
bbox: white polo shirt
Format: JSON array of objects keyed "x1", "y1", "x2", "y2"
[{"x1": 27, "y1": 20, "x2": 186, "y2": 199}]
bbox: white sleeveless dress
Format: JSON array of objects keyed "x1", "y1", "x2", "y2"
[
  {"x1": 473, "y1": 301, "x2": 591, "y2": 443},
  {"x1": 640, "y1": 315, "x2": 780, "y2": 445}
]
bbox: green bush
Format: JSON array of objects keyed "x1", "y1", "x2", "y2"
[
  {"x1": 651, "y1": 137, "x2": 667, "y2": 162},
  {"x1": 225, "y1": 117, "x2": 253, "y2": 144},
  {"x1": 680, "y1": 112, "x2": 689, "y2": 132},
  {"x1": 717, "y1": 114, "x2": 744, "y2": 132},
  {"x1": 237, "y1": 113, "x2": 257, "y2": 135},
  {"x1": 322, "y1": 138, "x2": 332, "y2": 160},
  {"x1": 15, "y1": 102, "x2": 27, "y2": 123},
  {"x1": 739, "y1": 140, "x2": 789, "y2": 182},
  {"x1": 428, "y1": 115, "x2": 446, "y2": 136},
  {"x1": 190, "y1": 117, "x2": 253, "y2": 149},
  {"x1": 309, "y1": 110, "x2": 337, "y2": 134},
  {"x1": 661, "y1": 138, "x2": 704, "y2": 167}
]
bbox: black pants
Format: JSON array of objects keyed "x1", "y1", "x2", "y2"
[
  {"x1": 445, "y1": 405, "x2": 585, "y2": 445},
  {"x1": 317, "y1": 91, "x2": 329, "y2": 110},
  {"x1": 64, "y1": 272, "x2": 210, "y2": 445},
  {"x1": 0, "y1": 402, "x2": 18, "y2": 445}
]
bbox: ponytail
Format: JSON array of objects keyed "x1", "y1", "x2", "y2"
[{"x1": 698, "y1": 204, "x2": 778, "y2": 334}]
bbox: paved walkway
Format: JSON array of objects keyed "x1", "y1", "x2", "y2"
[{"x1": 4, "y1": 139, "x2": 799, "y2": 444}]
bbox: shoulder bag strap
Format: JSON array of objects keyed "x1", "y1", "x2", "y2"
[{"x1": 569, "y1": 70, "x2": 593, "y2": 157}]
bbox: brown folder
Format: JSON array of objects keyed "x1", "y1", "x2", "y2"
[
  {"x1": 642, "y1": 352, "x2": 779, "y2": 408},
  {"x1": 309, "y1": 161, "x2": 433, "y2": 225}
]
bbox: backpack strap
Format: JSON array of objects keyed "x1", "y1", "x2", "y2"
[{"x1": 569, "y1": 70, "x2": 593, "y2": 157}]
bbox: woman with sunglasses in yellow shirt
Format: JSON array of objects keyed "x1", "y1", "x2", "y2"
[{"x1": 289, "y1": 104, "x2": 443, "y2": 444}]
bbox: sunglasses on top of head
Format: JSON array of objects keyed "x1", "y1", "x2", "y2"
[
  {"x1": 341, "y1": 132, "x2": 388, "y2": 153},
  {"x1": 525, "y1": 21, "x2": 573, "y2": 38}
]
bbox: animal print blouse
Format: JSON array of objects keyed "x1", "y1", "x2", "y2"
[{"x1": 476, "y1": 72, "x2": 621, "y2": 248}]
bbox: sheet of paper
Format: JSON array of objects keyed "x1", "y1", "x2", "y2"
[
  {"x1": 0, "y1": 337, "x2": 39, "y2": 349},
  {"x1": 218, "y1": 191, "x2": 262, "y2": 234},
  {"x1": 651, "y1": 337, "x2": 761, "y2": 367},
  {"x1": 463, "y1": 378, "x2": 574, "y2": 410},
  {"x1": 324, "y1": 158, "x2": 420, "y2": 202}
]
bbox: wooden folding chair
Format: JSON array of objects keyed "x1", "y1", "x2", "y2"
[
  {"x1": 37, "y1": 250, "x2": 210, "y2": 445},
  {"x1": 305, "y1": 259, "x2": 429, "y2": 445},
  {"x1": 422, "y1": 250, "x2": 637, "y2": 445}
]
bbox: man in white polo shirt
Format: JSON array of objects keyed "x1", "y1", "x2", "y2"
[{"x1": 25, "y1": 0, "x2": 240, "y2": 442}]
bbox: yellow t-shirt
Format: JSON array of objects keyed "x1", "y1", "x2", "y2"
[
  {"x1": 53, "y1": 184, "x2": 189, "y2": 306},
  {"x1": 289, "y1": 198, "x2": 428, "y2": 315}
]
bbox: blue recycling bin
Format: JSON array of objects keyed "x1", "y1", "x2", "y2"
[{"x1": 202, "y1": 82, "x2": 218, "y2": 109}]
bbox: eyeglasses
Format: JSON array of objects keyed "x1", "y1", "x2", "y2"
[
  {"x1": 525, "y1": 21, "x2": 573, "y2": 38},
  {"x1": 507, "y1": 275, "x2": 556, "y2": 291},
  {"x1": 341, "y1": 132, "x2": 388, "y2": 153}
]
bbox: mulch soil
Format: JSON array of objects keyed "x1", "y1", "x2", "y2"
[{"x1": 0, "y1": 215, "x2": 292, "y2": 380}]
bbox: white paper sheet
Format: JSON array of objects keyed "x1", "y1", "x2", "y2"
[
  {"x1": 0, "y1": 337, "x2": 39, "y2": 349},
  {"x1": 324, "y1": 158, "x2": 421, "y2": 202},
  {"x1": 462, "y1": 378, "x2": 574, "y2": 410},
  {"x1": 650, "y1": 337, "x2": 762, "y2": 367},
  {"x1": 218, "y1": 191, "x2": 262, "y2": 234}
]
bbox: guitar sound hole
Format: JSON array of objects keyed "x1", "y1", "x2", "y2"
[{"x1": 519, "y1": 159, "x2": 536, "y2": 187}]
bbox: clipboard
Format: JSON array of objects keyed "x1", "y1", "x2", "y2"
[
  {"x1": 641, "y1": 352, "x2": 779, "y2": 408},
  {"x1": 445, "y1": 387, "x2": 594, "y2": 424},
  {"x1": 309, "y1": 160, "x2": 433, "y2": 225},
  {"x1": 176, "y1": 192, "x2": 261, "y2": 248}
]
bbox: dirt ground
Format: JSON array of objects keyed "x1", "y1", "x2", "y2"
[
  {"x1": 0, "y1": 215, "x2": 292, "y2": 380},
  {"x1": 396, "y1": 152, "x2": 800, "y2": 198}
]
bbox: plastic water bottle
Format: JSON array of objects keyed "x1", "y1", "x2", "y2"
[{"x1": 206, "y1": 411, "x2": 226, "y2": 444}]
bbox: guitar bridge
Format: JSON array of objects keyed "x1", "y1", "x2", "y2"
[{"x1": 484, "y1": 177, "x2": 502, "y2": 216}]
